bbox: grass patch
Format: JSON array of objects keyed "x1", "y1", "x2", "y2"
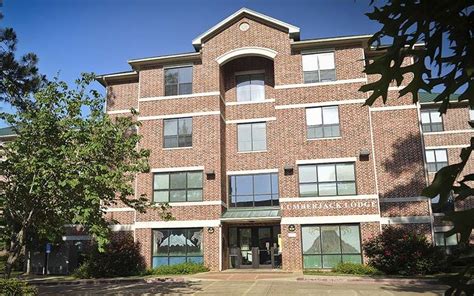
[
  {"x1": 144, "y1": 262, "x2": 209, "y2": 276},
  {"x1": 333, "y1": 262, "x2": 382, "y2": 276}
]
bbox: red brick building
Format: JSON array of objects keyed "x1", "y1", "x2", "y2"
[{"x1": 95, "y1": 8, "x2": 473, "y2": 271}]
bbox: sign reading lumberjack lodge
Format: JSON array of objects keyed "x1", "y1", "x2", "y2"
[{"x1": 283, "y1": 201, "x2": 378, "y2": 211}]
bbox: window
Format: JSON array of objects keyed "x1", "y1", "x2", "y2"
[
  {"x1": 152, "y1": 228, "x2": 203, "y2": 267},
  {"x1": 425, "y1": 149, "x2": 448, "y2": 172},
  {"x1": 434, "y1": 232, "x2": 458, "y2": 247},
  {"x1": 421, "y1": 110, "x2": 443, "y2": 132},
  {"x1": 302, "y1": 225, "x2": 362, "y2": 269},
  {"x1": 237, "y1": 122, "x2": 267, "y2": 152},
  {"x1": 431, "y1": 194, "x2": 455, "y2": 213},
  {"x1": 153, "y1": 171, "x2": 202, "y2": 202},
  {"x1": 229, "y1": 173, "x2": 279, "y2": 207},
  {"x1": 298, "y1": 163, "x2": 356, "y2": 197},
  {"x1": 164, "y1": 66, "x2": 192, "y2": 96},
  {"x1": 163, "y1": 118, "x2": 192, "y2": 148},
  {"x1": 470, "y1": 108, "x2": 474, "y2": 123},
  {"x1": 236, "y1": 73, "x2": 265, "y2": 102},
  {"x1": 302, "y1": 52, "x2": 336, "y2": 83},
  {"x1": 306, "y1": 106, "x2": 340, "y2": 139}
]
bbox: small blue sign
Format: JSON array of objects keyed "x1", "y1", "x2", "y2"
[{"x1": 45, "y1": 243, "x2": 52, "y2": 254}]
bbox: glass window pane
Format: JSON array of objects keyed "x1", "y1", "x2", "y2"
[
  {"x1": 300, "y1": 184, "x2": 318, "y2": 197},
  {"x1": 319, "y1": 182, "x2": 337, "y2": 196},
  {"x1": 250, "y1": 73, "x2": 265, "y2": 101},
  {"x1": 254, "y1": 195, "x2": 272, "y2": 206},
  {"x1": 187, "y1": 172, "x2": 202, "y2": 189},
  {"x1": 319, "y1": 69, "x2": 336, "y2": 81},
  {"x1": 271, "y1": 173, "x2": 279, "y2": 194},
  {"x1": 238, "y1": 124, "x2": 252, "y2": 151},
  {"x1": 425, "y1": 150, "x2": 435, "y2": 163},
  {"x1": 435, "y1": 150, "x2": 447, "y2": 162},
  {"x1": 154, "y1": 230, "x2": 170, "y2": 255},
  {"x1": 169, "y1": 257, "x2": 186, "y2": 265},
  {"x1": 164, "y1": 119, "x2": 177, "y2": 136},
  {"x1": 318, "y1": 164, "x2": 336, "y2": 182},
  {"x1": 179, "y1": 118, "x2": 192, "y2": 136},
  {"x1": 165, "y1": 85, "x2": 178, "y2": 96},
  {"x1": 179, "y1": 83, "x2": 192, "y2": 95},
  {"x1": 323, "y1": 107, "x2": 339, "y2": 124},
  {"x1": 152, "y1": 257, "x2": 168, "y2": 268},
  {"x1": 254, "y1": 174, "x2": 271, "y2": 194},
  {"x1": 304, "y1": 71, "x2": 319, "y2": 83},
  {"x1": 342, "y1": 255, "x2": 362, "y2": 264},
  {"x1": 154, "y1": 174, "x2": 169, "y2": 189},
  {"x1": 430, "y1": 112, "x2": 442, "y2": 123},
  {"x1": 302, "y1": 54, "x2": 319, "y2": 71},
  {"x1": 236, "y1": 195, "x2": 253, "y2": 207},
  {"x1": 187, "y1": 229, "x2": 203, "y2": 255},
  {"x1": 337, "y1": 182, "x2": 356, "y2": 195},
  {"x1": 421, "y1": 112, "x2": 431, "y2": 123},
  {"x1": 340, "y1": 225, "x2": 361, "y2": 253},
  {"x1": 164, "y1": 136, "x2": 177, "y2": 148},
  {"x1": 187, "y1": 256, "x2": 203, "y2": 264},
  {"x1": 317, "y1": 52, "x2": 335, "y2": 70},
  {"x1": 427, "y1": 163, "x2": 437, "y2": 172},
  {"x1": 252, "y1": 123, "x2": 266, "y2": 142},
  {"x1": 321, "y1": 226, "x2": 341, "y2": 254},
  {"x1": 187, "y1": 190, "x2": 202, "y2": 201},
  {"x1": 299, "y1": 166, "x2": 317, "y2": 183},
  {"x1": 434, "y1": 233, "x2": 444, "y2": 246},
  {"x1": 164, "y1": 69, "x2": 179, "y2": 84},
  {"x1": 235, "y1": 175, "x2": 253, "y2": 195},
  {"x1": 179, "y1": 67, "x2": 192, "y2": 83},
  {"x1": 168, "y1": 230, "x2": 187, "y2": 255},
  {"x1": 306, "y1": 108, "x2": 322, "y2": 126},
  {"x1": 170, "y1": 190, "x2": 186, "y2": 202},
  {"x1": 331, "y1": 125, "x2": 340, "y2": 137},
  {"x1": 445, "y1": 234, "x2": 458, "y2": 246},
  {"x1": 432, "y1": 122, "x2": 443, "y2": 132},
  {"x1": 322, "y1": 255, "x2": 341, "y2": 268},
  {"x1": 303, "y1": 255, "x2": 322, "y2": 268},
  {"x1": 237, "y1": 75, "x2": 251, "y2": 102},
  {"x1": 302, "y1": 227, "x2": 321, "y2": 254},
  {"x1": 252, "y1": 140, "x2": 266, "y2": 151},
  {"x1": 170, "y1": 172, "x2": 186, "y2": 189},
  {"x1": 336, "y1": 164, "x2": 355, "y2": 181},
  {"x1": 154, "y1": 191, "x2": 169, "y2": 203}
]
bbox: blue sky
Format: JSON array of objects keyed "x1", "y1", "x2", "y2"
[{"x1": 1, "y1": 0, "x2": 381, "y2": 126}]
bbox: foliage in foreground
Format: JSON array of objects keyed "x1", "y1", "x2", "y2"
[
  {"x1": 73, "y1": 236, "x2": 145, "y2": 278},
  {"x1": 363, "y1": 227, "x2": 441, "y2": 276},
  {"x1": 332, "y1": 262, "x2": 382, "y2": 276},
  {"x1": 144, "y1": 262, "x2": 209, "y2": 276},
  {"x1": 0, "y1": 279, "x2": 37, "y2": 296}
]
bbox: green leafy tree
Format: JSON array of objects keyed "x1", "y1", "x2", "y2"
[
  {"x1": 0, "y1": 74, "x2": 169, "y2": 278},
  {"x1": 361, "y1": 0, "x2": 473, "y2": 294},
  {"x1": 0, "y1": 12, "x2": 44, "y2": 109}
]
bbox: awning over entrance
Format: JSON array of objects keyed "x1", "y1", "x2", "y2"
[{"x1": 221, "y1": 208, "x2": 281, "y2": 221}]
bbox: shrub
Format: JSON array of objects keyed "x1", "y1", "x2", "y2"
[
  {"x1": 145, "y1": 262, "x2": 209, "y2": 275},
  {"x1": 333, "y1": 262, "x2": 382, "y2": 275},
  {"x1": 363, "y1": 226, "x2": 441, "y2": 275},
  {"x1": 73, "y1": 236, "x2": 145, "y2": 278},
  {"x1": 0, "y1": 279, "x2": 37, "y2": 296}
]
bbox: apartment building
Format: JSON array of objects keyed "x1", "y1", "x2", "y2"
[{"x1": 7, "y1": 8, "x2": 469, "y2": 273}]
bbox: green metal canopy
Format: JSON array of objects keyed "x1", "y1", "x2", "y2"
[{"x1": 221, "y1": 207, "x2": 281, "y2": 220}]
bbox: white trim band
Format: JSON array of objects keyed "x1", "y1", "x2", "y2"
[
  {"x1": 216, "y1": 47, "x2": 278, "y2": 65},
  {"x1": 138, "y1": 111, "x2": 220, "y2": 121},
  {"x1": 370, "y1": 105, "x2": 418, "y2": 111},
  {"x1": 280, "y1": 195, "x2": 378, "y2": 202},
  {"x1": 275, "y1": 78, "x2": 366, "y2": 90},
  {"x1": 151, "y1": 166, "x2": 204, "y2": 173},
  {"x1": 110, "y1": 224, "x2": 135, "y2": 231},
  {"x1": 425, "y1": 144, "x2": 470, "y2": 150},
  {"x1": 104, "y1": 207, "x2": 135, "y2": 212},
  {"x1": 225, "y1": 117, "x2": 276, "y2": 124},
  {"x1": 62, "y1": 235, "x2": 91, "y2": 241},
  {"x1": 380, "y1": 216, "x2": 431, "y2": 224},
  {"x1": 167, "y1": 201, "x2": 226, "y2": 207},
  {"x1": 296, "y1": 157, "x2": 357, "y2": 165},
  {"x1": 379, "y1": 197, "x2": 429, "y2": 203},
  {"x1": 275, "y1": 99, "x2": 366, "y2": 110},
  {"x1": 225, "y1": 99, "x2": 275, "y2": 106},
  {"x1": 107, "y1": 109, "x2": 137, "y2": 115},
  {"x1": 134, "y1": 219, "x2": 220, "y2": 229},
  {"x1": 424, "y1": 129, "x2": 474, "y2": 135},
  {"x1": 281, "y1": 214, "x2": 380, "y2": 225},
  {"x1": 434, "y1": 226, "x2": 453, "y2": 232},
  {"x1": 139, "y1": 92, "x2": 220, "y2": 102},
  {"x1": 227, "y1": 168, "x2": 278, "y2": 175}
]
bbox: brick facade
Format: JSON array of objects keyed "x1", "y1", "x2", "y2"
[{"x1": 97, "y1": 8, "x2": 472, "y2": 272}]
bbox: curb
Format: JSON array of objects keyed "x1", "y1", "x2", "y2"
[
  {"x1": 28, "y1": 277, "x2": 188, "y2": 286},
  {"x1": 297, "y1": 276, "x2": 443, "y2": 286}
]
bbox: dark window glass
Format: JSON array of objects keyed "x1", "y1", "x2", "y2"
[
  {"x1": 229, "y1": 173, "x2": 278, "y2": 207},
  {"x1": 425, "y1": 149, "x2": 448, "y2": 172},
  {"x1": 421, "y1": 110, "x2": 443, "y2": 132},
  {"x1": 153, "y1": 171, "x2": 202, "y2": 202},
  {"x1": 236, "y1": 73, "x2": 265, "y2": 102},
  {"x1": 237, "y1": 122, "x2": 267, "y2": 152},
  {"x1": 152, "y1": 228, "x2": 203, "y2": 267},
  {"x1": 164, "y1": 66, "x2": 192, "y2": 96},
  {"x1": 298, "y1": 163, "x2": 356, "y2": 197},
  {"x1": 163, "y1": 117, "x2": 192, "y2": 148},
  {"x1": 306, "y1": 106, "x2": 340, "y2": 139},
  {"x1": 302, "y1": 224, "x2": 362, "y2": 269}
]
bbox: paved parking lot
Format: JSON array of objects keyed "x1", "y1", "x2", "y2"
[{"x1": 37, "y1": 279, "x2": 446, "y2": 295}]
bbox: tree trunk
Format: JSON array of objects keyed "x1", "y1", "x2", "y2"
[{"x1": 4, "y1": 227, "x2": 25, "y2": 279}]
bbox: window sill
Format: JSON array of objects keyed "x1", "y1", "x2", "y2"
[
  {"x1": 307, "y1": 137, "x2": 342, "y2": 141},
  {"x1": 162, "y1": 146, "x2": 193, "y2": 151},
  {"x1": 237, "y1": 150, "x2": 268, "y2": 154},
  {"x1": 225, "y1": 99, "x2": 275, "y2": 106}
]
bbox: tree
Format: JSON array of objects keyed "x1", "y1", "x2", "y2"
[
  {"x1": 0, "y1": 74, "x2": 157, "y2": 278},
  {"x1": 0, "y1": 12, "x2": 44, "y2": 109},
  {"x1": 360, "y1": 1, "x2": 473, "y2": 294}
]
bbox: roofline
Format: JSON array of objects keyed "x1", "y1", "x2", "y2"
[
  {"x1": 128, "y1": 52, "x2": 201, "y2": 70},
  {"x1": 192, "y1": 7, "x2": 300, "y2": 50},
  {"x1": 291, "y1": 34, "x2": 372, "y2": 49},
  {"x1": 96, "y1": 71, "x2": 138, "y2": 87}
]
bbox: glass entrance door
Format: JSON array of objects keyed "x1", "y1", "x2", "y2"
[
  {"x1": 257, "y1": 227, "x2": 272, "y2": 267},
  {"x1": 239, "y1": 228, "x2": 253, "y2": 267}
]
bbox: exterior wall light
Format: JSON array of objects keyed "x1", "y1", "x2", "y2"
[{"x1": 284, "y1": 165, "x2": 294, "y2": 176}]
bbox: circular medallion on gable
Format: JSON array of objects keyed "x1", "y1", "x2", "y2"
[{"x1": 239, "y1": 22, "x2": 250, "y2": 31}]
